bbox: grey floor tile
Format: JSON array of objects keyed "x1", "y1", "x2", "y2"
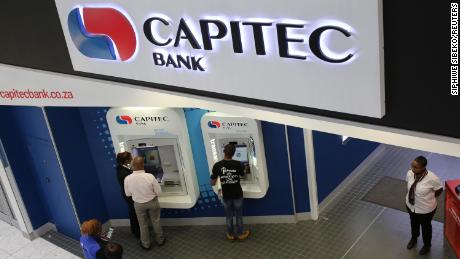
[{"x1": 343, "y1": 208, "x2": 455, "y2": 259}]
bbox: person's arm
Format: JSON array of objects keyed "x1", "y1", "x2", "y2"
[
  {"x1": 239, "y1": 162, "x2": 245, "y2": 176},
  {"x1": 118, "y1": 168, "x2": 132, "y2": 200},
  {"x1": 116, "y1": 167, "x2": 123, "y2": 186},
  {"x1": 432, "y1": 175, "x2": 444, "y2": 197},
  {"x1": 117, "y1": 167, "x2": 129, "y2": 187},
  {"x1": 210, "y1": 163, "x2": 219, "y2": 186},
  {"x1": 405, "y1": 171, "x2": 411, "y2": 194},
  {"x1": 124, "y1": 178, "x2": 132, "y2": 197},
  {"x1": 152, "y1": 175, "x2": 162, "y2": 196},
  {"x1": 435, "y1": 189, "x2": 443, "y2": 197}
]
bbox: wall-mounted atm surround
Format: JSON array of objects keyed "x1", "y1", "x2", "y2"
[
  {"x1": 201, "y1": 112, "x2": 269, "y2": 199},
  {"x1": 106, "y1": 108, "x2": 199, "y2": 209}
]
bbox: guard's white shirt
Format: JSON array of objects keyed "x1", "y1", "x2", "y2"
[
  {"x1": 405, "y1": 170, "x2": 443, "y2": 214},
  {"x1": 124, "y1": 170, "x2": 162, "y2": 203}
]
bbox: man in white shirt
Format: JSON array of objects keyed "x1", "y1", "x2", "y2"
[
  {"x1": 405, "y1": 156, "x2": 443, "y2": 255},
  {"x1": 125, "y1": 156, "x2": 165, "y2": 250}
]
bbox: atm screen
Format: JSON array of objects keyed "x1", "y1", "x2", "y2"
[
  {"x1": 233, "y1": 145, "x2": 248, "y2": 163},
  {"x1": 132, "y1": 146, "x2": 164, "y2": 180}
]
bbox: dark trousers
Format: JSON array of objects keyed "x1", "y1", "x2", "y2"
[
  {"x1": 126, "y1": 198, "x2": 140, "y2": 238},
  {"x1": 406, "y1": 206, "x2": 436, "y2": 247}
]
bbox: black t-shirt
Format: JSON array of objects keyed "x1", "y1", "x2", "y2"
[{"x1": 211, "y1": 159, "x2": 244, "y2": 200}]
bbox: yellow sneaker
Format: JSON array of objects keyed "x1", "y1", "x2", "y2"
[
  {"x1": 226, "y1": 233, "x2": 236, "y2": 241},
  {"x1": 237, "y1": 230, "x2": 250, "y2": 241}
]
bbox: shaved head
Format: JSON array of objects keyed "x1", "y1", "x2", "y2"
[{"x1": 132, "y1": 156, "x2": 145, "y2": 171}]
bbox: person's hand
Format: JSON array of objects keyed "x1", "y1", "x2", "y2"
[
  {"x1": 218, "y1": 189, "x2": 223, "y2": 199},
  {"x1": 100, "y1": 234, "x2": 109, "y2": 242},
  {"x1": 244, "y1": 165, "x2": 250, "y2": 174}
]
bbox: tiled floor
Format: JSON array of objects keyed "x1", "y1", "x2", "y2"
[
  {"x1": 0, "y1": 221, "x2": 80, "y2": 259},
  {"x1": 1, "y1": 144, "x2": 459, "y2": 258}
]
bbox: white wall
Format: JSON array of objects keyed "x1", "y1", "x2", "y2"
[{"x1": 0, "y1": 64, "x2": 460, "y2": 158}]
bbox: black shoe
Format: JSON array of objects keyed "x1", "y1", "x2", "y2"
[
  {"x1": 157, "y1": 238, "x2": 166, "y2": 247},
  {"x1": 406, "y1": 239, "x2": 417, "y2": 249},
  {"x1": 139, "y1": 242, "x2": 151, "y2": 251},
  {"x1": 419, "y1": 246, "x2": 430, "y2": 255}
]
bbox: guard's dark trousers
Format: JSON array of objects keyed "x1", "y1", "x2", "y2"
[{"x1": 406, "y1": 206, "x2": 436, "y2": 247}]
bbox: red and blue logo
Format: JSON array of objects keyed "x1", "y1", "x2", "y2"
[
  {"x1": 116, "y1": 115, "x2": 133, "y2": 125},
  {"x1": 208, "y1": 121, "x2": 221, "y2": 128},
  {"x1": 68, "y1": 7, "x2": 137, "y2": 61}
]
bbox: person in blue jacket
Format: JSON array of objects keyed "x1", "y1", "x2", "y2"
[{"x1": 80, "y1": 219, "x2": 106, "y2": 259}]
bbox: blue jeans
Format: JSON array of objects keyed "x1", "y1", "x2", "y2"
[{"x1": 222, "y1": 198, "x2": 244, "y2": 236}]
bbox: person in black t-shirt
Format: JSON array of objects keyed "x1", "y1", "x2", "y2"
[{"x1": 211, "y1": 144, "x2": 251, "y2": 241}]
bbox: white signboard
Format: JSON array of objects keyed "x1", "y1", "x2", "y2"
[{"x1": 53, "y1": 0, "x2": 385, "y2": 117}]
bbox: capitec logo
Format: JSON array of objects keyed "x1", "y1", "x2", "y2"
[
  {"x1": 209, "y1": 121, "x2": 248, "y2": 130},
  {"x1": 208, "y1": 121, "x2": 221, "y2": 128},
  {"x1": 221, "y1": 122, "x2": 248, "y2": 130},
  {"x1": 66, "y1": 5, "x2": 356, "y2": 72},
  {"x1": 118, "y1": 115, "x2": 169, "y2": 126},
  {"x1": 116, "y1": 115, "x2": 133, "y2": 125},
  {"x1": 68, "y1": 7, "x2": 137, "y2": 61}
]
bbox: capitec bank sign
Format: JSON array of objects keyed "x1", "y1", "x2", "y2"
[
  {"x1": 55, "y1": 0, "x2": 385, "y2": 118},
  {"x1": 67, "y1": 6, "x2": 354, "y2": 69}
]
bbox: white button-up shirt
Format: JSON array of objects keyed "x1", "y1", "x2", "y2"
[
  {"x1": 124, "y1": 170, "x2": 162, "y2": 203},
  {"x1": 405, "y1": 170, "x2": 443, "y2": 214}
]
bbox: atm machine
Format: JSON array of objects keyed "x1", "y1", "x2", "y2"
[
  {"x1": 107, "y1": 108, "x2": 199, "y2": 208},
  {"x1": 201, "y1": 112, "x2": 269, "y2": 198}
]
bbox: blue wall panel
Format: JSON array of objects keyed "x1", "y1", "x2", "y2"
[
  {"x1": 0, "y1": 106, "x2": 48, "y2": 229},
  {"x1": 13, "y1": 106, "x2": 80, "y2": 239},
  {"x1": 26, "y1": 137, "x2": 81, "y2": 239},
  {"x1": 287, "y1": 126, "x2": 310, "y2": 213},
  {"x1": 0, "y1": 106, "x2": 80, "y2": 239},
  {"x1": 243, "y1": 122, "x2": 294, "y2": 216},
  {"x1": 78, "y1": 107, "x2": 125, "y2": 219},
  {"x1": 313, "y1": 131, "x2": 379, "y2": 203},
  {"x1": 46, "y1": 107, "x2": 109, "y2": 223},
  {"x1": 183, "y1": 108, "x2": 210, "y2": 185},
  {"x1": 11, "y1": 106, "x2": 51, "y2": 141}
]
